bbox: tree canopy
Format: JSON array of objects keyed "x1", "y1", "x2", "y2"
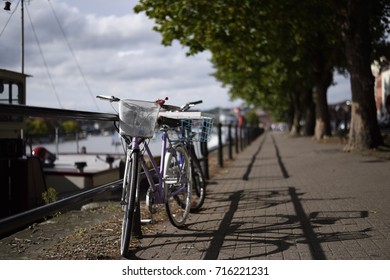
[{"x1": 135, "y1": 0, "x2": 390, "y2": 149}]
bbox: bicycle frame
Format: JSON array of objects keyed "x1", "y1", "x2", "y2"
[
  {"x1": 97, "y1": 95, "x2": 193, "y2": 256},
  {"x1": 129, "y1": 128, "x2": 182, "y2": 205}
]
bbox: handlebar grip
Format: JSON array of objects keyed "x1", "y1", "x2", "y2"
[
  {"x1": 96, "y1": 95, "x2": 120, "y2": 102},
  {"x1": 191, "y1": 100, "x2": 203, "y2": 105}
]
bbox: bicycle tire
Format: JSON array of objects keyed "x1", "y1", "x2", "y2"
[
  {"x1": 189, "y1": 149, "x2": 206, "y2": 212},
  {"x1": 120, "y1": 149, "x2": 140, "y2": 257},
  {"x1": 164, "y1": 144, "x2": 192, "y2": 227}
]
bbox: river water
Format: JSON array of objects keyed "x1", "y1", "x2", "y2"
[{"x1": 31, "y1": 132, "x2": 221, "y2": 157}]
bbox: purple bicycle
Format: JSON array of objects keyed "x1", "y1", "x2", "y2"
[{"x1": 97, "y1": 95, "x2": 192, "y2": 258}]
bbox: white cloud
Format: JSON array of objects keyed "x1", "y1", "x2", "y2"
[
  {"x1": 2, "y1": 0, "x2": 351, "y2": 113},
  {"x1": 1, "y1": 0, "x2": 242, "y2": 112},
  {"x1": 117, "y1": 50, "x2": 145, "y2": 57}
]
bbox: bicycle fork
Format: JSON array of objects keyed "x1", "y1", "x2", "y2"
[{"x1": 121, "y1": 143, "x2": 140, "y2": 207}]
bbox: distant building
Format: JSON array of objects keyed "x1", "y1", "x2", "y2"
[
  {"x1": 375, "y1": 69, "x2": 390, "y2": 123},
  {"x1": 372, "y1": 57, "x2": 390, "y2": 125}
]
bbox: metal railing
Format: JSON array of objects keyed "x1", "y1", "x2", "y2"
[
  {"x1": 0, "y1": 103, "x2": 118, "y2": 121},
  {"x1": 0, "y1": 103, "x2": 263, "y2": 237},
  {"x1": 0, "y1": 103, "x2": 120, "y2": 237},
  {"x1": 0, "y1": 180, "x2": 122, "y2": 237}
]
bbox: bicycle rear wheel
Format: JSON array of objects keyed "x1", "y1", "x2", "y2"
[
  {"x1": 120, "y1": 148, "x2": 140, "y2": 257},
  {"x1": 164, "y1": 144, "x2": 192, "y2": 227},
  {"x1": 189, "y1": 150, "x2": 206, "y2": 212}
]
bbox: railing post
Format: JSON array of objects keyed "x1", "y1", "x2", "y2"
[
  {"x1": 245, "y1": 125, "x2": 249, "y2": 147},
  {"x1": 228, "y1": 122, "x2": 233, "y2": 160},
  {"x1": 247, "y1": 126, "x2": 250, "y2": 146},
  {"x1": 55, "y1": 127, "x2": 59, "y2": 158},
  {"x1": 218, "y1": 123, "x2": 223, "y2": 167},
  {"x1": 240, "y1": 125, "x2": 244, "y2": 151},
  {"x1": 76, "y1": 132, "x2": 80, "y2": 154},
  {"x1": 235, "y1": 124, "x2": 239, "y2": 154},
  {"x1": 200, "y1": 141, "x2": 209, "y2": 180}
]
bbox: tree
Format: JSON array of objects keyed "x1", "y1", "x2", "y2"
[
  {"x1": 135, "y1": 0, "x2": 390, "y2": 149},
  {"x1": 61, "y1": 120, "x2": 80, "y2": 134},
  {"x1": 25, "y1": 118, "x2": 51, "y2": 135},
  {"x1": 333, "y1": 0, "x2": 389, "y2": 150}
]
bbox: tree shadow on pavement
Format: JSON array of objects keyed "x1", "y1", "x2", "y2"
[{"x1": 129, "y1": 187, "x2": 372, "y2": 260}]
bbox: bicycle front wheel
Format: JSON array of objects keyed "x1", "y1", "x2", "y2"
[
  {"x1": 120, "y1": 148, "x2": 140, "y2": 257},
  {"x1": 164, "y1": 144, "x2": 192, "y2": 227}
]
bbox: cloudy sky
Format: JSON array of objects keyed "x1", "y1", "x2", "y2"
[{"x1": 1, "y1": 0, "x2": 350, "y2": 113}]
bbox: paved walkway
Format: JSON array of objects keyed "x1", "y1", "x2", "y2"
[{"x1": 131, "y1": 131, "x2": 390, "y2": 260}]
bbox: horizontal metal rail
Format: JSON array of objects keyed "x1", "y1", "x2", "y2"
[
  {"x1": 0, "y1": 180, "x2": 122, "y2": 238},
  {"x1": 0, "y1": 103, "x2": 118, "y2": 121}
]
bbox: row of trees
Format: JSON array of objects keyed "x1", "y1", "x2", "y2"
[
  {"x1": 134, "y1": 0, "x2": 390, "y2": 150},
  {"x1": 25, "y1": 118, "x2": 80, "y2": 136}
]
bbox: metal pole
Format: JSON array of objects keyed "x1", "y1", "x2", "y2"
[
  {"x1": 200, "y1": 141, "x2": 209, "y2": 180},
  {"x1": 55, "y1": 127, "x2": 59, "y2": 158},
  {"x1": 218, "y1": 123, "x2": 223, "y2": 167},
  {"x1": 21, "y1": 0, "x2": 24, "y2": 74},
  {"x1": 228, "y1": 123, "x2": 233, "y2": 160},
  {"x1": 76, "y1": 132, "x2": 79, "y2": 153}
]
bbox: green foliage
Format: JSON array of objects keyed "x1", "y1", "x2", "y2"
[
  {"x1": 42, "y1": 187, "x2": 61, "y2": 218},
  {"x1": 24, "y1": 118, "x2": 81, "y2": 136},
  {"x1": 75, "y1": 227, "x2": 88, "y2": 237},
  {"x1": 42, "y1": 187, "x2": 58, "y2": 204},
  {"x1": 25, "y1": 118, "x2": 51, "y2": 135},
  {"x1": 135, "y1": 1, "x2": 330, "y2": 116},
  {"x1": 135, "y1": 0, "x2": 390, "y2": 128},
  {"x1": 245, "y1": 110, "x2": 259, "y2": 127},
  {"x1": 61, "y1": 120, "x2": 80, "y2": 133}
]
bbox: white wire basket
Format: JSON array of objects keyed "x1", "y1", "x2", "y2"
[
  {"x1": 119, "y1": 99, "x2": 160, "y2": 138},
  {"x1": 181, "y1": 116, "x2": 214, "y2": 142}
]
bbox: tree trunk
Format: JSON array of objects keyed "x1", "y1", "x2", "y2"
[
  {"x1": 290, "y1": 92, "x2": 302, "y2": 136},
  {"x1": 342, "y1": 0, "x2": 383, "y2": 150},
  {"x1": 303, "y1": 88, "x2": 315, "y2": 136},
  {"x1": 312, "y1": 43, "x2": 333, "y2": 140},
  {"x1": 314, "y1": 69, "x2": 333, "y2": 140}
]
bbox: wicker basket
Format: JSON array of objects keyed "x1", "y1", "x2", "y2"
[{"x1": 119, "y1": 99, "x2": 160, "y2": 137}]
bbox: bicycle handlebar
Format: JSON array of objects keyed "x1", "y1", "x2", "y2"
[
  {"x1": 96, "y1": 95, "x2": 202, "y2": 111},
  {"x1": 180, "y1": 100, "x2": 202, "y2": 112},
  {"x1": 96, "y1": 95, "x2": 168, "y2": 105},
  {"x1": 161, "y1": 100, "x2": 203, "y2": 112}
]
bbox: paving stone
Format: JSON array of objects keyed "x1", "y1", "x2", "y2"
[{"x1": 82, "y1": 131, "x2": 390, "y2": 260}]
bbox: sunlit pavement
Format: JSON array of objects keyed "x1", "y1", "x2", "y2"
[{"x1": 132, "y1": 131, "x2": 390, "y2": 260}]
